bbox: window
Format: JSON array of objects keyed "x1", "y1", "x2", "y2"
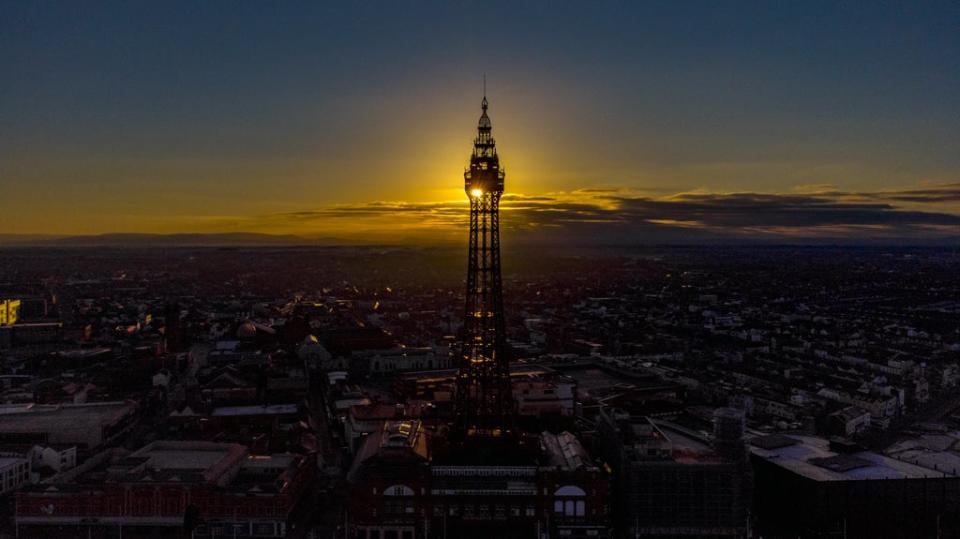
[
  {"x1": 553, "y1": 485, "x2": 586, "y2": 496},
  {"x1": 385, "y1": 501, "x2": 414, "y2": 515},
  {"x1": 384, "y1": 485, "x2": 415, "y2": 496},
  {"x1": 253, "y1": 523, "x2": 275, "y2": 536}
]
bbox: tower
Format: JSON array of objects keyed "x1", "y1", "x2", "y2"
[{"x1": 453, "y1": 94, "x2": 514, "y2": 441}]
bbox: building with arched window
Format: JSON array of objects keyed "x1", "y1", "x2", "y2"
[{"x1": 347, "y1": 421, "x2": 610, "y2": 539}]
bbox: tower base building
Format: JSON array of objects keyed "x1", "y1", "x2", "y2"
[{"x1": 347, "y1": 421, "x2": 610, "y2": 539}]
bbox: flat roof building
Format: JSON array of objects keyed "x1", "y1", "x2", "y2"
[
  {"x1": 0, "y1": 401, "x2": 139, "y2": 453},
  {"x1": 750, "y1": 433, "x2": 960, "y2": 538},
  {"x1": 595, "y1": 409, "x2": 751, "y2": 539},
  {"x1": 14, "y1": 440, "x2": 313, "y2": 539}
]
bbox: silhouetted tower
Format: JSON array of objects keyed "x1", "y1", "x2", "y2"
[{"x1": 454, "y1": 94, "x2": 514, "y2": 440}]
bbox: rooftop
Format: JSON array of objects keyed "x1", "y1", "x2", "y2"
[
  {"x1": 38, "y1": 441, "x2": 301, "y2": 492},
  {"x1": 750, "y1": 434, "x2": 947, "y2": 481},
  {"x1": 211, "y1": 404, "x2": 298, "y2": 416},
  {"x1": 348, "y1": 420, "x2": 429, "y2": 480},
  {"x1": 540, "y1": 431, "x2": 595, "y2": 471},
  {"x1": 0, "y1": 401, "x2": 137, "y2": 433},
  {"x1": 0, "y1": 456, "x2": 27, "y2": 468}
]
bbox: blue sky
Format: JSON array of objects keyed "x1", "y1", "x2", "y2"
[{"x1": 1, "y1": 1, "x2": 958, "y2": 241}]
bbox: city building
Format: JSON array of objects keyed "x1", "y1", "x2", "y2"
[
  {"x1": 347, "y1": 421, "x2": 610, "y2": 539},
  {"x1": 750, "y1": 433, "x2": 960, "y2": 538},
  {"x1": 0, "y1": 443, "x2": 76, "y2": 480},
  {"x1": 0, "y1": 454, "x2": 31, "y2": 495},
  {"x1": 0, "y1": 401, "x2": 140, "y2": 456},
  {"x1": 14, "y1": 440, "x2": 313, "y2": 539},
  {"x1": 595, "y1": 408, "x2": 751, "y2": 538},
  {"x1": 0, "y1": 321, "x2": 63, "y2": 351},
  {"x1": 826, "y1": 405, "x2": 871, "y2": 437},
  {"x1": 395, "y1": 365, "x2": 577, "y2": 419}
]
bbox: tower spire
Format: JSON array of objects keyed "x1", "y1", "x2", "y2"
[
  {"x1": 480, "y1": 75, "x2": 489, "y2": 121},
  {"x1": 474, "y1": 90, "x2": 494, "y2": 158}
]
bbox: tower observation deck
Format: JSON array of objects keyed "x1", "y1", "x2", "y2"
[{"x1": 453, "y1": 94, "x2": 514, "y2": 442}]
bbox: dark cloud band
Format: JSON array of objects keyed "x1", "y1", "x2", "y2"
[{"x1": 270, "y1": 182, "x2": 960, "y2": 242}]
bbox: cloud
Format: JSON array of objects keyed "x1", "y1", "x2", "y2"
[
  {"x1": 861, "y1": 182, "x2": 960, "y2": 204},
  {"x1": 254, "y1": 182, "x2": 960, "y2": 243},
  {"x1": 611, "y1": 192, "x2": 960, "y2": 228},
  {"x1": 796, "y1": 182, "x2": 960, "y2": 204}
]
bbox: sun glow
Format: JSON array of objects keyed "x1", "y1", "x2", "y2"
[{"x1": 470, "y1": 188, "x2": 483, "y2": 198}]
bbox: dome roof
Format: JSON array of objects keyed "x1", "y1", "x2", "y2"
[{"x1": 236, "y1": 321, "x2": 257, "y2": 339}]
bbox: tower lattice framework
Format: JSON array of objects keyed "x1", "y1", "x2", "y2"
[{"x1": 454, "y1": 95, "x2": 514, "y2": 440}]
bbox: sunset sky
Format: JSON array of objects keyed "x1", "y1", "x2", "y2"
[{"x1": 1, "y1": 1, "x2": 958, "y2": 243}]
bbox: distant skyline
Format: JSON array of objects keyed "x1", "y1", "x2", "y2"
[{"x1": 1, "y1": 1, "x2": 958, "y2": 242}]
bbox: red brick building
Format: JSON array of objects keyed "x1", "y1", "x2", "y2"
[
  {"x1": 347, "y1": 421, "x2": 610, "y2": 539},
  {"x1": 15, "y1": 441, "x2": 313, "y2": 538}
]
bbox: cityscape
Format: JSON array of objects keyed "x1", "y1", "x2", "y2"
[{"x1": 2, "y1": 2, "x2": 959, "y2": 539}]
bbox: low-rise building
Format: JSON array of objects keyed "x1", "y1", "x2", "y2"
[
  {"x1": 750, "y1": 433, "x2": 960, "y2": 538},
  {"x1": 0, "y1": 454, "x2": 30, "y2": 494},
  {"x1": 826, "y1": 406, "x2": 870, "y2": 437},
  {"x1": 595, "y1": 409, "x2": 751, "y2": 539},
  {"x1": 0, "y1": 401, "x2": 139, "y2": 456},
  {"x1": 347, "y1": 422, "x2": 611, "y2": 539},
  {"x1": 14, "y1": 440, "x2": 313, "y2": 538}
]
